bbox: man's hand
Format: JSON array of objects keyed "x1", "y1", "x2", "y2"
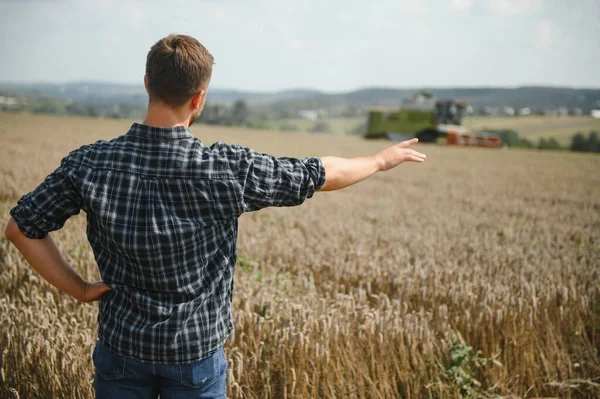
[
  {"x1": 318, "y1": 138, "x2": 427, "y2": 192},
  {"x1": 4, "y1": 217, "x2": 111, "y2": 304},
  {"x1": 79, "y1": 281, "x2": 112, "y2": 302},
  {"x1": 375, "y1": 138, "x2": 427, "y2": 171}
]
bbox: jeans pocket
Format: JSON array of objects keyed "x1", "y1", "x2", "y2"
[
  {"x1": 179, "y1": 347, "x2": 226, "y2": 388},
  {"x1": 93, "y1": 340, "x2": 126, "y2": 380}
]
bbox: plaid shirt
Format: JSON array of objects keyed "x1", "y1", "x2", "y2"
[{"x1": 10, "y1": 123, "x2": 325, "y2": 364}]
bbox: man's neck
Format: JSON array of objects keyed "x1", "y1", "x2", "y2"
[{"x1": 142, "y1": 103, "x2": 190, "y2": 128}]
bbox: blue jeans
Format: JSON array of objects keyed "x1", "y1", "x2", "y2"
[{"x1": 92, "y1": 340, "x2": 227, "y2": 399}]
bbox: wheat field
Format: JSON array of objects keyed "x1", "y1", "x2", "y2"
[{"x1": 0, "y1": 112, "x2": 599, "y2": 399}]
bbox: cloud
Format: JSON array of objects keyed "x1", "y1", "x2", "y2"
[
  {"x1": 102, "y1": 32, "x2": 122, "y2": 45},
  {"x1": 449, "y1": 0, "x2": 476, "y2": 12},
  {"x1": 274, "y1": 20, "x2": 293, "y2": 36},
  {"x1": 488, "y1": 0, "x2": 542, "y2": 16},
  {"x1": 242, "y1": 22, "x2": 263, "y2": 34},
  {"x1": 211, "y1": 5, "x2": 227, "y2": 21},
  {"x1": 366, "y1": 15, "x2": 385, "y2": 32},
  {"x1": 130, "y1": 2, "x2": 146, "y2": 31},
  {"x1": 399, "y1": 0, "x2": 430, "y2": 14},
  {"x1": 536, "y1": 20, "x2": 552, "y2": 48}
]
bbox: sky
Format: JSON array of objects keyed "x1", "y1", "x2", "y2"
[{"x1": 0, "y1": 0, "x2": 598, "y2": 92}]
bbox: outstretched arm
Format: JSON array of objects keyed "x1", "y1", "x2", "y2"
[
  {"x1": 4, "y1": 218, "x2": 110, "y2": 302},
  {"x1": 318, "y1": 138, "x2": 426, "y2": 191}
]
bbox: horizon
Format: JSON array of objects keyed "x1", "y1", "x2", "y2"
[{"x1": 2, "y1": 81, "x2": 600, "y2": 94}]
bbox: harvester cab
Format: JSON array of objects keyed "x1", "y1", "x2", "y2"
[{"x1": 435, "y1": 100, "x2": 467, "y2": 126}]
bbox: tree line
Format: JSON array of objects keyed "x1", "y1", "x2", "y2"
[{"x1": 489, "y1": 129, "x2": 600, "y2": 153}]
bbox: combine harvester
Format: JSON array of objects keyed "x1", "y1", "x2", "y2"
[{"x1": 365, "y1": 91, "x2": 502, "y2": 148}]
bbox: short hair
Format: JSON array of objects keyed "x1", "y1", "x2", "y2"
[{"x1": 145, "y1": 34, "x2": 214, "y2": 107}]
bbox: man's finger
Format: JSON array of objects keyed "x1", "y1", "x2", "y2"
[
  {"x1": 398, "y1": 138, "x2": 418, "y2": 148},
  {"x1": 99, "y1": 282, "x2": 111, "y2": 292},
  {"x1": 408, "y1": 155, "x2": 425, "y2": 163},
  {"x1": 84, "y1": 281, "x2": 111, "y2": 302},
  {"x1": 406, "y1": 150, "x2": 426, "y2": 159}
]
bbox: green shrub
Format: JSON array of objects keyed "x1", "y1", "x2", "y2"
[{"x1": 438, "y1": 340, "x2": 488, "y2": 399}]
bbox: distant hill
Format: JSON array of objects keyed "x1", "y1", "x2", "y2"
[
  {"x1": 1, "y1": 82, "x2": 599, "y2": 111},
  {"x1": 327, "y1": 87, "x2": 600, "y2": 111},
  {"x1": 206, "y1": 88, "x2": 324, "y2": 104}
]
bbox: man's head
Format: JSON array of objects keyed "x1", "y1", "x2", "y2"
[{"x1": 145, "y1": 34, "x2": 214, "y2": 126}]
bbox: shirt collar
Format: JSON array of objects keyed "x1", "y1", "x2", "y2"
[{"x1": 127, "y1": 122, "x2": 193, "y2": 140}]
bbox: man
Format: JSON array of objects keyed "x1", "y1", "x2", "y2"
[{"x1": 4, "y1": 34, "x2": 426, "y2": 398}]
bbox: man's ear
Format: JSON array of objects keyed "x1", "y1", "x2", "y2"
[
  {"x1": 191, "y1": 90, "x2": 206, "y2": 110},
  {"x1": 143, "y1": 75, "x2": 149, "y2": 95}
]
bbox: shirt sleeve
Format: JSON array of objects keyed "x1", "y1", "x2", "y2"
[
  {"x1": 9, "y1": 147, "x2": 87, "y2": 239},
  {"x1": 233, "y1": 145, "x2": 326, "y2": 213}
]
